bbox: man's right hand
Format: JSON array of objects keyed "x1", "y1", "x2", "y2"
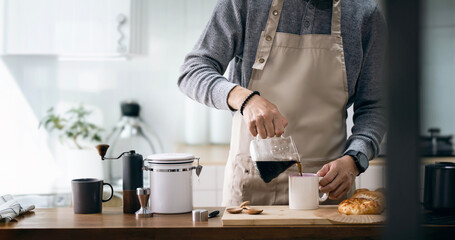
[{"x1": 227, "y1": 86, "x2": 288, "y2": 138}]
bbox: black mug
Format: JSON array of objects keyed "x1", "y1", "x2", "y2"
[{"x1": 71, "y1": 178, "x2": 114, "y2": 214}]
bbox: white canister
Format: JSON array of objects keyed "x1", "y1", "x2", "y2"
[{"x1": 144, "y1": 153, "x2": 202, "y2": 214}]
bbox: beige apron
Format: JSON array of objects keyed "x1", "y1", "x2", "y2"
[{"x1": 222, "y1": 0, "x2": 350, "y2": 206}]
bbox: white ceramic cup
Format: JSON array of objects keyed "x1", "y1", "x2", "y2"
[{"x1": 289, "y1": 173, "x2": 328, "y2": 210}]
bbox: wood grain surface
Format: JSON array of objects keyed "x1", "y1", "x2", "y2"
[
  {"x1": 0, "y1": 207, "x2": 452, "y2": 240},
  {"x1": 222, "y1": 205, "x2": 335, "y2": 226}
]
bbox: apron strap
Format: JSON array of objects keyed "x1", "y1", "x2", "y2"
[
  {"x1": 252, "y1": 0, "x2": 284, "y2": 70},
  {"x1": 331, "y1": 0, "x2": 342, "y2": 35}
]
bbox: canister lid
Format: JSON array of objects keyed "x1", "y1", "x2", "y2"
[
  {"x1": 145, "y1": 153, "x2": 195, "y2": 164},
  {"x1": 426, "y1": 162, "x2": 455, "y2": 169}
]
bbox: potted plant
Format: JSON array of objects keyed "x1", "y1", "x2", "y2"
[{"x1": 40, "y1": 104, "x2": 105, "y2": 181}]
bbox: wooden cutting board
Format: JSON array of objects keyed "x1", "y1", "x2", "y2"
[
  {"x1": 222, "y1": 205, "x2": 336, "y2": 226},
  {"x1": 222, "y1": 205, "x2": 386, "y2": 226}
]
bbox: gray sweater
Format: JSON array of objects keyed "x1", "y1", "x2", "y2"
[{"x1": 178, "y1": 0, "x2": 386, "y2": 160}]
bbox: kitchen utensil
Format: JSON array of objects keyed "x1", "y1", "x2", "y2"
[
  {"x1": 420, "y1": 128, "x2": 453, "y2": 156},
  {"x1": 250, "y1": 136, "x2": 302, "y2": 183},
  {"x1": 144, "y1": 153, "x2": 203, "y2": 214},
  {"x1": 226, "y1": 201, "x2": 263, "y2": 215},
  {"x1": 106, "y1": 101, "x2": 163, "y2": 187},
  {"x1": 289, "y1": 174, "x2": 328, "y2": 210},
  {"x1": 135, "y1": 188, "x2": 153, "y2": 218},
  {"x1": 424, "y1": 162, "x2": 455, "y2": 211},
  {"x1": 208, "y1": 210, "x2": 220, "y2": 218},
  {"x1": 95, "y1": 144, "x2": 144, "y2": 214},
  {"x1": 226, "y1": 208, "x2": 243, "y2": 214},
  {"x1": 192, "y1": 209, "x2": 209, "y2": 222},
  {"x1": 239, "y1": 201, "x2": 250, "y2": 209},
  {"x1": 244, "y1": 208, "x2": 263, "y2": 215},
  {"x1": 71, "y1": 178, "x2": 113, "y2": 214}
]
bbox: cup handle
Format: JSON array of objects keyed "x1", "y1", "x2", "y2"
[
  {"x1": 319, "y1": 192, "x2": 328, "y2": 202},
  {"x1": 102, "y1": 183, "x2": 114, "y2": 202},
  {"x1": 318, "y1": 176, "x2": 328, "y2": 202}
]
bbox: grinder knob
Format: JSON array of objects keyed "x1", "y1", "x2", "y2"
[{"x1": 95, "y1": 144, "x2": 110, "y2": 159}]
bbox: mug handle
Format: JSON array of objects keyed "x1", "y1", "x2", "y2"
[
  {"x1": 318, "y1": 177, "x2": 328, "y2": 202},
  {"x1": 102, "y1": 183, "x2": 114, "y2": 202},
  {"x1": 319, "y1": 192, "x2": 328, "y2": 202}
]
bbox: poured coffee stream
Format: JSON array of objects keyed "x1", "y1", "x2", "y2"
[{"x1": 254, "y1": 159, "x2": 303, "y2": 183}]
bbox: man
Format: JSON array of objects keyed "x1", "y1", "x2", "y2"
[{"x1": 178, "y1": 0, "x2": 386, "y2": 206}]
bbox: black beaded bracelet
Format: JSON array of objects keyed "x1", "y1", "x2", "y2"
[{"x1": 240, "y1": 91, "x2": 260, "y2": 115}]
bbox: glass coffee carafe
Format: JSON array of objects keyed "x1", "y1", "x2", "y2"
[
  {"x1": 250, "y1": 136, "x2": 302, "y2": 183},
  {"x1": 106, "y1": 101, "x2": 163, "y2": 187}
]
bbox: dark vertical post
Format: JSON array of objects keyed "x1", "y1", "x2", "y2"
[{"x1": 384, "y1": 0, "x2": 422, "y2": 239}]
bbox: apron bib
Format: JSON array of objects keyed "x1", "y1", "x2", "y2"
[{"x1": 222, "y1": 0, "x2": 350, "y2": 206}]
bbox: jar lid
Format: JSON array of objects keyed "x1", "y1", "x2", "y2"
[
  {"x1": 145, "y1": 153, "x2": 195, "y2": 164},
  {"x1": 426, "y1": 162, "x2": 455, "y2": 169}
]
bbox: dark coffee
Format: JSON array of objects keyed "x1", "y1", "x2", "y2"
[{"x1": 254, "y1": 160, "x2": 302, "y2": 183}]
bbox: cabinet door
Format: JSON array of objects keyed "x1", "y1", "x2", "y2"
[
  {"x1": 2, "y1": 0, "x2": 58, "y2": 54},
  {"x1": 2, "y1": 0, "x2": 131, "y2": 55},
  {"x1": 55, "y1": 0, "x2": 131, "y2": 56}
]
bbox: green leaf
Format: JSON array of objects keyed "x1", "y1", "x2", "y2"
[{"x1": 92, "y1": 134, "x2": 102, "y2": 142}]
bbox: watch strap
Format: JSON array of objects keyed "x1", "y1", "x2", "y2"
[{"x1": 345, "y1": 150, "x2": 368, "y2": 175}]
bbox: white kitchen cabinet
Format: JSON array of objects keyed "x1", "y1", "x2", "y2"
[
  {"x1": 1, "y1": 0, "x2": 143, "y2": 56},
  {"x1": 1, "y1": 0, "x2": 58, "y2": 54}
]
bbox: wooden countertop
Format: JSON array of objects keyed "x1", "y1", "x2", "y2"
[
  {"x1": 0, "y1": 207, "x2": 384, "y2": 240},
  {"x1": 1, "y1": 207, "x2": 453, "y2": 240}
]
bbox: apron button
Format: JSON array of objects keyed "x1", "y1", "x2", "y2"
[
  {"x1": 265, "y1": 35, "x2": 272, "y2": 41},
  {"x1": 272, "y1": 10, "x2": 279, "y2": 16},
  {"x1": 258, "y1": 58, "x2": 265, "y2": 63}
]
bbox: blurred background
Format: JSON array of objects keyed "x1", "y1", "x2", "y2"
[{"x1": 0, "y1": 0, "x2": 454, "y2": 212}]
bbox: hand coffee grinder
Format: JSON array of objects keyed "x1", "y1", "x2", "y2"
[{"x1": 95, "y1": 144, "x2": 143, "y2": 214}]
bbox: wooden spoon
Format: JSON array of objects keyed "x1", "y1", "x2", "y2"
[
  {"x1": 239, "y1": 201, "x2": 251, "y2": 209},
  {"x1": 226, "y1": 207, "x2": 243, "y2": 214},
  {"x1": 244, "y1": 208, "x2": 263, "y2": 215}
]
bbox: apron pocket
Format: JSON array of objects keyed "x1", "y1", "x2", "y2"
[{"x1": 233, "y1": 154, "x2": 276, "y2": 205}]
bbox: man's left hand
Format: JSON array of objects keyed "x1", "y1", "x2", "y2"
[{"x1": 317, "y1": 155, "x2": 359, "y2": 200}]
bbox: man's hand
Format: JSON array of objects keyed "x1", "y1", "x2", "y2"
[
  {"x1": 228, "y1": 86, "x2": 288, "y2": 138},
  {"x1": 317, "y1": 155, "x2": 359, "y2": 200}
]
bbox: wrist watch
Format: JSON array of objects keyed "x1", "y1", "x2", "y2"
[{"x1": 344, "y1": 150, "x2": 369, "y2": 175}]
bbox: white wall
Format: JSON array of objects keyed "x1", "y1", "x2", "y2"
[
  {"x1": 421, "y1": 0, "x2": 455, "y2": 136},
  {"x1": 0, "y1": 0, "x2": 219, "y2": 194},
  {"x1": 1, "y1": 0, "x2": 218, "y2": 152}
]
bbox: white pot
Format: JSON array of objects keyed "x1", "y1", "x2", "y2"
[
  {"x1": 65, "y1": 148, "x2": 104, "y2": 182},
  {"x1": 144, "y1": 153, "x2": 202, "y2": 214}
]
